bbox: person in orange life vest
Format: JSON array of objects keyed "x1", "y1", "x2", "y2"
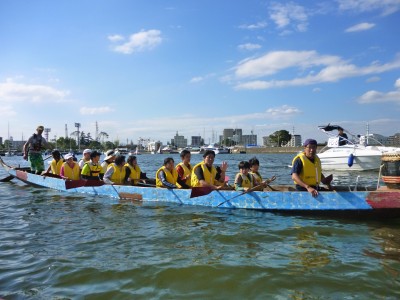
[
  {"x1": 191, "y1": 150, "x2": 228, "y2": 190},
  {"x1": 45, "y1": 149, "x2": 64, "y2": 175},
  {"x1": 156, "y1": 157, "x2": 178, "y2": 189},
  {"x1": 234, "y1": 161, "x2": 256, "y2": 191},
  {"x1": 176, "y1": 149, "x2": 192, "y2": 189},
  {"x1": 291, "y1": 139, "x2": 332, "y2": 197},
  {"x1": 103, "y1": 155, "x2": 127, "y2": 185},
  {"x1": 60, "y1": 153, "x2": 80, "y2": 180}
]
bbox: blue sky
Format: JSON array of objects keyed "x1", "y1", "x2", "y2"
[{"x1": 1, "y1": 0, "x2": 399, "y2": 145}]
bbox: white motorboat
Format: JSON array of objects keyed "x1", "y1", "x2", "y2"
[
  {"x1": 317, "y1": 125, "x2": 400, "y2": 171},
  {"x1": 202, "y1": 144, "x2": 230, "y2": 154}
]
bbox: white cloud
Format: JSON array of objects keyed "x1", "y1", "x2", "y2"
[
  {"x1": 189, "y1": 73, "x2": 215, "y2": 84},
  {"x1": 358, "y1": 78, "x2": 400, "y2": 104},
  {"x1": 366, "y1": 76, "x2": 381, "y2": 82},
  {"x1": 266, "y1": 105, "x2": 301, "y2": 116},
  {"x1": 395, "y1": 78, "x2": 400, "y2": 88},
  {"x1": 345, "y1": 22, "x2": 375, "y2": 32},
  {"x1": 190, "y1": 76, "x2": 204, "y2": 83},
  {"x1": 0, "y1": 79, "x2": 69, "y2": 103},
  {"x1": 233, "y1": 51, "x2": 400, "y2": 90},
  {"x1": 239, "y1": 21, "x2": 268, "y2": 30},
  {"x1": 80, "y1": 106, "x2": 115, "y2": 115},
  {"x1": 235, "y1": 50, "x2": 342, "y2": 78},
  {"x1": 313, "y1": 87, "x2": 322, "y2": 92},
  {"x1": 109, "y1": 29, "x2": 162, "y2": 54},
  {"x1": 269, "y1": 2, "x2": 309, "y2": 32},
  {"x1": 107, "y1": 34, "x2": 125, "y2": 42},
  {"x1": 238, "y1": 43, "x2": 262, "y2": 51},
  {"x1": 337, "y1": 0, "x2": 400, "y2": 15},
  {"x1": 358, "y1": 90, "x2": 400, "y2": 104},
  {"x1": 0, "y1": 105, "x2": 16, "y2": 117}
]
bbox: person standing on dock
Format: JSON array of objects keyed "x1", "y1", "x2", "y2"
[
  {"x1": 23, "y1": 125, "x2": 52, "y2": 174},
  {"x1": 291, "y1": 139, "x2": 332, "y2": 197}
]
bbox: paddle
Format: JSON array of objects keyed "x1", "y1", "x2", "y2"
[
  {"x1": 217, "y1": 176, "x2": 276, "y2": 207},
  {"x1": 65, "y1": 179, "x2": 105, "y2": 189},
  {"x1": 0, "y1": 175, "x2": 14, "y2": 182}
]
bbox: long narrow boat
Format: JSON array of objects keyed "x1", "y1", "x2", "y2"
[{"x1": 1, "y1": 157, "x2": 400, "y2": 218}]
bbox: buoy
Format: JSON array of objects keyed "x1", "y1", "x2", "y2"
[{"x1": 348, "y1": 153, "x2": 354, "y2": 167}]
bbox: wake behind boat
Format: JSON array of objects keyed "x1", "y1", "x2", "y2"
[
  {"x1": 1, "y1": 156, "x2": 400, "y2": 218},
  {"x1": 318, "y1": 125, "x2": 400, "y2": 171}
]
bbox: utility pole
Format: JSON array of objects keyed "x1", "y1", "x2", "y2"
[
  {"x1": 75, "y1": 123, "x2": 81, "y2": 151},
  {"x1": 44, "y1": 128, "x2": 51, "y2": 141}
]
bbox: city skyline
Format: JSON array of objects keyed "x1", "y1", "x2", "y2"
[{"x1": 1, "y1": 1, "x2": 399, "y2": 144}]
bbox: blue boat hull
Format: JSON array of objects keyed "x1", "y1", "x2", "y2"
[{"x1": 4, "y1": 165, "x2": 400, "y2": 217}]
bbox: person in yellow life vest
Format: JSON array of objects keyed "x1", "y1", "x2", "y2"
[
  {"x1": 124, "y1": 155, "x2": 146, "y2": 185},
  {"x1": 191, "y1": 150, "x2": 228, "y2": 190},
  {"x1": 249, "y1": 157, "x2": 263, "y2": 185},
  {"x1": 45, "y1": 149, "x2": 63, "y2": 176},
  {"x1": 103, "y1": 155, "x2": 127, "y2": 185},
  {"x1": 60, "y1": 153, "x2": 80, "y2": 180},
  {"x1": 79, "y1": 148, "x2": 92, "y2": 169},
  {"x1": 101, "y1": 149, "x2": 117, "y2": 173},
  {"x1": 234, "y1": 161, "x2": 256, "y2": 191},
  {"x1": 176, "y1": 149, "x2": 192, "y2": 189},
  {"x1": 291, "y1": 139, "x2": 332, "y2": 197},
  {"x1": 156, "y1": 157, "x2": 178, "y2": 189},
  {"x1": 81, "y1": 151, "x2": 104, "y2": 180}
]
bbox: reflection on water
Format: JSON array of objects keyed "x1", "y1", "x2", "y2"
[{"x1": 1, "y1": 155, "x2": 400, "y2": 298}]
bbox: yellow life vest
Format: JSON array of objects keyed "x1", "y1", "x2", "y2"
[
  {"x1": 250, "y1": 171, "x2": 263, "y2": 184},
  {"x1": 156, "y1": 166, "x2": 178, "y2": 188},
  {"x1": 81, "y1": 162, "x2": 103, "y2": 179},
  {"x1": 51, "y1": 159, "x2": 63, "y2": 175},
  {"x1": 235, "y1": 173, "x2": 254, "y2": 190},
  {"x1": 292, "y1": 153, "x2": 322, "y2": 186},
  {"x1": 124, "y1": 163, "x2": 142, "y2": 184},
  {"x1": 191, "y1": 162, "x2": 217, "y2": 187},
  {"x1": 62, "y1": 162, "x2": 80, "y2": 180},
  {"x1": 108, "y1": 163, "x2": 126, "y2": 185},
  {"x1": 176, "y1": 162, "x2": 192, "y2": 188}
]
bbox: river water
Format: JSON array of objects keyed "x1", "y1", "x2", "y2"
[{"x1": 1, "y1": 154, "x2": 399, "y2": 299}]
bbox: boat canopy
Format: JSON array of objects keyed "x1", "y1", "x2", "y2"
[{"x1": 318, "y1": 124, "x2": 344, "y2": 132}]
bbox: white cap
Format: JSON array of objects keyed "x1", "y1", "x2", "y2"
[
  {"x1": 65, "y1": 153, "x2": 73, "y2": 160},
  {"x1": 83, "y1": 149, "x2": 92, "y2": 154}
]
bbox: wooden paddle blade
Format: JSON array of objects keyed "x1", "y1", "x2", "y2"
[
  {"x1": 190, "y1": 186, "x2": 214, "y2": 198},
  {"x1": 65, "y1": 179, "x2": 105, "y2": 189},
  {"x1": 0, "y1": 175, "x2": 14, "y2": 182}
]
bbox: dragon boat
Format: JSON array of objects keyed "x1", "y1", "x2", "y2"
[{"x1": 1, "y1": 157, "x2": 400, "y2": 218}]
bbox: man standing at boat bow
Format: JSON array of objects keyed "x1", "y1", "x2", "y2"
[
  {"x1": 291, "y1": 139, "x2": 332, "y2": 197},
  {"x1": 23, "y1": 125, "x2": 52, "y2": 174}
]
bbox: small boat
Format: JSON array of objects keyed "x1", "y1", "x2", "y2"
[
  {"x1": 1, "y1": 157, "x2": 400, "y2": 218},
  {"x1": 202, "y1": 144, "x2": 230, "y2": 154},
  {"x1": 318, "y1": 125, "x2": 400, "y2": 171}
]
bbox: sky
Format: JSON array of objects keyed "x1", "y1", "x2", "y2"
[{"x1": 1, "y1": 0, "x2": 399, "y2": 146}]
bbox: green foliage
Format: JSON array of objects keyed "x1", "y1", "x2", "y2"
[{"x1": 269, "y1": 130, "x2": 292, "y2": 147}]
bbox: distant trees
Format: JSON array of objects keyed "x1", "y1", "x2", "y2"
[{"x1": 269, "y1": 130, "x2": 291, "y2": 147}]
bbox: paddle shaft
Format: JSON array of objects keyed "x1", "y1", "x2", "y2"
[{"x1": 217, "y1": 176, "x2": 276, "y2": 207}]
